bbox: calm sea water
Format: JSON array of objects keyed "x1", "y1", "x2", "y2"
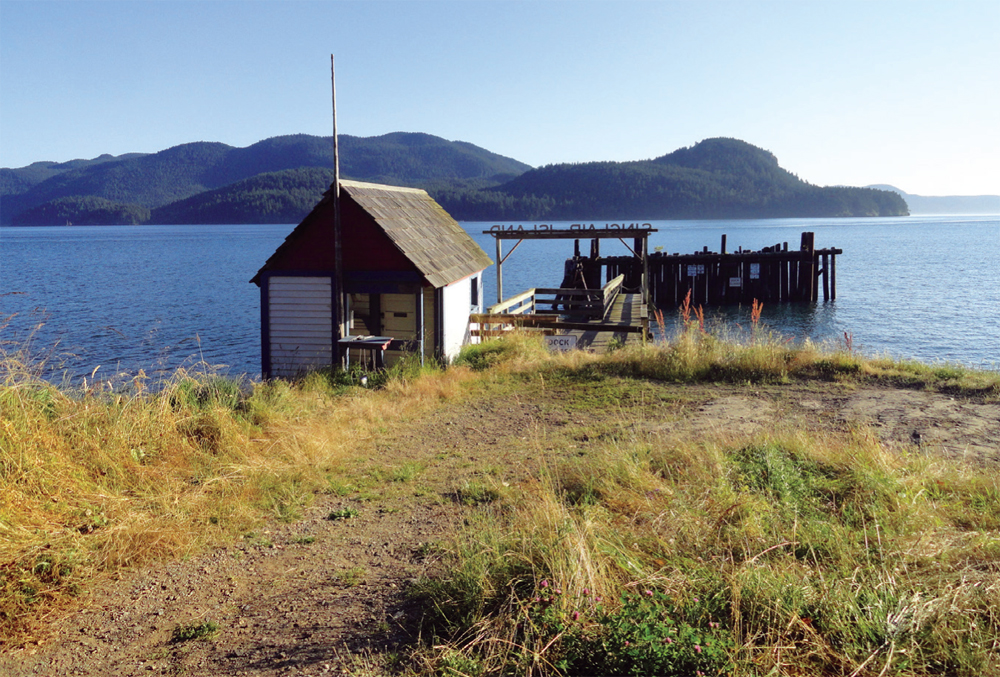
[{"x1": 1, "y1": 215, "x2": 997, "y2": 382}]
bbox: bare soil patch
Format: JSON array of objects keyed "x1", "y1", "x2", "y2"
[{"x1": 3, "y1": 378, "x2": 996, "y2": 676}]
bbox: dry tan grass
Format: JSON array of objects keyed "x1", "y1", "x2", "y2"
[{"x1": 0, "y1": 353, "x2": 481, "y2": 645}]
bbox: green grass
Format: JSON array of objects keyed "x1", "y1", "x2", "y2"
[
  {"x1": 3, "y1": 328, "x2": 998, "y2": 669},
  {"x1": 412, "y1": 426, "x2": 1000, "y2": 676},
  {"x1": 336, "y1": 566, "x2": 366, "y2": 587}
]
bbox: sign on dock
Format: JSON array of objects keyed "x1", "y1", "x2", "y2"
[{"x1": 544, "y1": 335, "x2": 579, "y2": 351}]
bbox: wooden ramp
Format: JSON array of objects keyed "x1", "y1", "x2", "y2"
[
  {"x1": 470, "y1": 282, "x2": 649, "y2": 354},
  {"x1": 565, "y1": 293, "x2": 645, "y2": 351}
]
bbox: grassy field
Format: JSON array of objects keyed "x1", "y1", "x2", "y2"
[{"x1": 1, "y1": 328, "x2": 998, "y2": 675}]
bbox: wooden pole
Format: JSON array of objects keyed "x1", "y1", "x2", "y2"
[
  {"x1": 495, "y1": 237, "x2": 503, "y2": 303},
  {"x1": 830, "y1": 253, "x2": 837, "y2": 300},
  {"x1": 822, "y1": 253, "x2": 830, "y2": 302},
  {"x1": 642, "y1": 235, "x2": 649, "y2": 307},
  {"x1": 331, "y1": 55, "x2": 345, "y2": 366}
]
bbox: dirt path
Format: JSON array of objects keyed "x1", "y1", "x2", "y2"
[{"x1": 3, "y1": 379, "x2": 997, "y2": 676}]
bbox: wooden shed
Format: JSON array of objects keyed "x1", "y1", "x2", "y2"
[{"x1": 251, "y1": 179, "x2": 492, "y2": 378}]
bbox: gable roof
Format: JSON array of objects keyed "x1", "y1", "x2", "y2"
[
  {"x1": 252, "y1": 180, "x2": 491, "y2": 288},
  {"x1": 340, "y1": 180, "x2": 492, "y2": 288}
]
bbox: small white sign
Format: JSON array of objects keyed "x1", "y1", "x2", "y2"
[
  {"x1": 544, "y1": 335, "x2": 578, "y2": 351},
  {"x1": 687, "y1": 264, "x2": 705, "y2": 277},
  {"x1": 750, "y1": 263, "x2": 761, "y2": 280},
  {"x1": 729, "y1": 277, "x2": 742, "y2": 287}
]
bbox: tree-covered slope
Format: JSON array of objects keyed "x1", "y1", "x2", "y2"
[
  {"x1": 11, "y1": 196, "x2": 150, "y2": 226},
  {"x1": 435, "y1": 138, "x2": 908, "y2": 220},
  {"x1": 339, "y1": 132, "x2": 530, "y2": 183},
  {"x1": 149, "y1": 167, "x2": 335, "y2": 224},
  {"x1": 0, "y1": 143, "x2": 233, "y2": 223},
  {"x1": 3, "y1": 135, "x2": 910, "y2": 225},
  {"x1": 0, "y1": 134, "x2": 532, "y2": 225},
  {"x1": 0, "y1": 153, "x2": 147, "y2": 201}
]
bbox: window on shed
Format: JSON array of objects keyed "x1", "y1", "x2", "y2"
[{"x1": 470, "y1": 276, "x2": 479, "y2": 306}]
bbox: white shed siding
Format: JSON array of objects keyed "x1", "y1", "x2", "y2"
[
  {"x1": 268, "y1": 276, "x2": 333, "y2": 378},
  {"x1": 441, "y1": 273, "x2": 480, "y2": 361}
]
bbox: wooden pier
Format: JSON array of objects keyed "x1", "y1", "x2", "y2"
[
  {"x1": 598, "y1": 232, "x2": 840, "y2": 306},
  {"x1": 470, "y1": 276, "x2": 648, "y2": 350},
  {"x1": 475, "y1": 226, "x2": 840, "y2": 354}
]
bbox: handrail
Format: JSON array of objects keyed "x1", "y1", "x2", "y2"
[
  {"x1": 602, "y1": 274, "x2": 625, "y2": 316},
  {"x1": 488, "y1": 288, "x2": 536, "y2": 315},
  {"x1": 489, "y1": 278, "x2": 623, "y2": 321}
]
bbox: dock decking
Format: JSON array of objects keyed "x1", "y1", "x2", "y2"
[
  {"x1": 470, "y1": 284, "x2": 648, "y2": 352},
  {"x1": 566, "y1": 292, "x2": 646, "y2": 350}
]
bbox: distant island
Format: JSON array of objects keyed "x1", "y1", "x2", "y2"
[
  {"x1": 1, "y1": 133, "x2": 914, "y2": 225},
  {"x1": 866, "y1": 185, "x2": 1000, "y2": 215}
]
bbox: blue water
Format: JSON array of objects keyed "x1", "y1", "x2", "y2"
[{"x1": 1, "y1": 215, "x2": 997, "y2": 381}]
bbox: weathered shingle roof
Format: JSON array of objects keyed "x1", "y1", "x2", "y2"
[
  {"x1": 252, "y1": 180, "x2": 491, "y2": 288},
  {"x1": 340, "y1": 180, "x2": 492, "y2": 288}
]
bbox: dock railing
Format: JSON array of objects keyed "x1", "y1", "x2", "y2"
[
  {"x1": 485, "y1": 274, "x2": 625, "y2": 319},
  {"x1": 471, "y1": 274, "x2": 635, "y2": 341}
]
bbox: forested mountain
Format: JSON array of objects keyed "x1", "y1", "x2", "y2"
[
  {"x1": 3, "y1": 135, "x2": 909, "y2": 225},
  {"x1": 435, "y1": 139, "x2": 908, "y2": 219},
  {"x1": 11, "y1": 196, "x2": 150, "y2": 226},
  {"x1": 0, "y1": 152, "x2": 146, "y2": 197},
  {"x1": 1, "y1": 133, "x2": 530, "y2": 225},
  {"x1": 149, "y1": 168, "x2": 334, "y2": 224}
]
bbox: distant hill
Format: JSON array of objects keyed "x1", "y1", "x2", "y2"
[
  {"x1": 436, "y1": 139, "x2": 908, "y2": 220},
  {"x1": 4, "y1": 135, "x2": 913, "y2": 225},
  {"x1": 0, "y1": 152, "x2": 147, "y2": 197},
  {"x1": 867, "y1": 185, "x2": 1000, "y2": 215},
  {"x1": 149, "y1": 167, "x2": 335, "y2": 225},
  {"x1": 11, "y1": 196, "x2": 150, "y2": 226},
  {"x1": 1, "y1": 133, "x2": 531, "y2": 225}
]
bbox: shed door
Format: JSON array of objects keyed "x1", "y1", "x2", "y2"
[
  {"x1": 381, "y1": 293, "x2": 417, "y2": 337},
  {"x1": 268, "y1": 276, "x2": 333, "y2": 378}
]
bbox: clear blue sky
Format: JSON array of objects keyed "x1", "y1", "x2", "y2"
[{"x1": 1, "y1": 0, "x2": 997, "y2": 195}]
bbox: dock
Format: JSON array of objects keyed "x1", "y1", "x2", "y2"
[
  {"x1": 474, "y1": 225, "x2": 841, "y2": 353},
  {"x1": 604, "y1": 232, "x2": 841, "y2": 306},
  {"x1": 470, "y1": 280, "x2": 648, "y2": 350},
  {"x1": 473, "y1": 224, "x2": 657, "y2": 351}
]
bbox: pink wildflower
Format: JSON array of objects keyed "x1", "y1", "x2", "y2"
[
  {"x1": 624, "y1": 641, "x2": 630, "y2": 647},
  {"x1": 644, "y1": 590, "x2": 653, "y2": 597},
  {"x1": 554, "y1": 588, "x2": 562, "y2": 595},
  {"x1": 572, "y1": 611, "x2": 580, "y2": 621},
  {"x1": 582, "y1": 588, "x2": 590, "y2": 596},
  {"x1": 695, "y1": 644, "x2": 702, "y2": 653},
  {"x1": 540, "y1": 579, "x2": 548, "y2": 588}
]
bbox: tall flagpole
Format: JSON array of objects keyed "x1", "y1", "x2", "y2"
[{"x1": 331, "y1": 55, "x2": 345, "y2": 365}]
